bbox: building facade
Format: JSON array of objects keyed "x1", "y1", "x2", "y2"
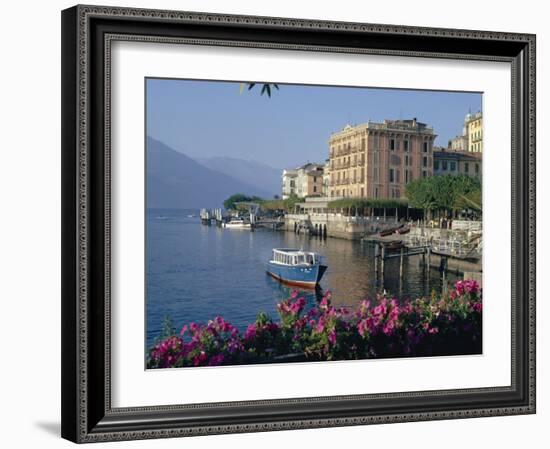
[
  {"x1": 449, "y1": 134, "x2": 468, "y2": 152},
  {"x1": 281, "y1": 169, "x2": 298, "y2": 199},
  {"x1": 328, "y1": 119, "x2": 436, "y2": 199},
  {"x1": 466, "y1": 112, "x2": 483, "y2": 153},
  {"x1": 433, "y1": 148, "x2": 482, "y2": 178},
  {"x1": 322, "y1": 159, "x2": 331, "y2": 197},
  {"x1": 282, "y1": 163, "x2": 324, "y2": 199}
]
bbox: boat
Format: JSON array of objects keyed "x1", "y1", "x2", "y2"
[
  {"x1": 379, "y1": 224, "x2": 404, "y2": 237},
  {"x1": 223, "y1": 218, "x2": 251, "y2": 229},
  {"x1": 266, "y1": 248, "x2": 327, "y2": 288}
]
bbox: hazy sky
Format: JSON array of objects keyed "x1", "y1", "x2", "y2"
[{"x1": 146, "y1": 78, "x2": 482, "y2": 169}]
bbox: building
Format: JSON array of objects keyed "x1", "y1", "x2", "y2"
[
  {"x1": 281, "y1": 163, "x2": 324, "y2": 199},
  {"x1": 433, "y1": 148, "x2": 482, "y2": 178},
  {"x1": 466, "y1": 111, "x2": 483, "y2": 153},
  {"x1": 281, "y1": 169, "x2": 298, "y2": 199},
  {"x1": 322, "y1": 159, "x2": 330, "y2": 197},
  {"x1": 328, "y1": 119, "x2": 436, "y2": 199},
  {"x1": 449, "y1": 134, "x2": 468, "y2": 152}
]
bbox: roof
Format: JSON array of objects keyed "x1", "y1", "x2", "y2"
[{"x1": 434, "y1": 150, "x2": 482, "y2": 161}]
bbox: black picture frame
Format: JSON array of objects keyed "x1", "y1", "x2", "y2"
[{"x1": 61, "y1": 4, "x2": 536, "y2": 443}]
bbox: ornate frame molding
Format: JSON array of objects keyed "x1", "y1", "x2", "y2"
[{"x1": 61, "y1": 4, "x2": 536, "y2": 443}]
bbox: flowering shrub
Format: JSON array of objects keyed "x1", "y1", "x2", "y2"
[{"x1": 147, "y1": 280, "x2": 482, "y2": 368}]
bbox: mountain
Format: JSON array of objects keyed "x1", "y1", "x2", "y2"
[
  {"x1": 197, "y1": 157, "x2": 282, "y2": 198},
  {"x1": 147, "y1": 137, "x2": 273, "y2": 209}
]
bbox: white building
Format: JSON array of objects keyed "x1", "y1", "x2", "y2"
[{"x1": 281, "y1": 163, "x2": 324, "y2": 199}]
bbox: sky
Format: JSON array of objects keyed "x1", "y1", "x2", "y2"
[{"x1": 146, "y1": 78, "x2": 482, "y2": 169}]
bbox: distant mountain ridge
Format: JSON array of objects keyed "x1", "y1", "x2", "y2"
[
  {"x1": 197, "y1": 156, "x2": 282, "y2": 198},
  {"x1": 147, "y1": 137, "x2": 273, "y2": 209}
]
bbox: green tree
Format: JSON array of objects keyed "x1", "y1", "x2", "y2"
[
  {"x1": 223, "y1": 193, "x2": 264, "y2": 210},
  {"x1": 405, "y1": 177, "x2": 437, "y2": 220}
]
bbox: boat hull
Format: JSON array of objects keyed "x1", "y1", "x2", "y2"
[
  {"x1": 266, "y1": 261, "x2": 327, "y2": 288},
  {"x1": 223, "y1": 223, "x2": 251, "y2": 229}
]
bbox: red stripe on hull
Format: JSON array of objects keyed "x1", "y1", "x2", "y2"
[{"x1": 266, "y1": 271, "x2": 318, "y2": 289}]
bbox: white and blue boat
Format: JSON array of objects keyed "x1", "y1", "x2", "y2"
[{"x1": 266, "y1": 248, "x2": 327, "y2": 289}]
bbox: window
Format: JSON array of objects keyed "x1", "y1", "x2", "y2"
[
  {"x1": 464, "y1": 162, "x2": 469, "y2": 173},
  {"x1": 389, "y1": 168, "x2": 395, "y2": 183},
  {"x1": 313, "y1": 186, "x2": 317, "y2": 193},
  {"x1": 405, "y1": 170, "x2": 409, "y2": 183},
  {"x1": 396, "y1": 170, "x2": 400, "y2": 183},
  {"x1": 422, "y1": 170, "x2": 427, "y2": 178},
  {"x1": 390, "y1": 138, "x2": 396, "y2": 150},
  {"x1": 475, "y1": 163, "x2": 479, "y2": 174},
  {"x1": 434, "y1": 160, "x2": 440, "y2": 170},
  {"x1": 450, "y1": 162, "x2": 456, "y2": 171},
  {"x1": 374, "y1": 187, "x2": 379, "y2": 198},
  {"x1": 405, "y1": 155, "x2": 409, "y2": 166},
  {"x1": 361, "y1": 187, "x2": 364, "y2": 197},
  {"x1": 313, "y1": 176, "x2": 317, "y2": 182},
  {"x1": 442, "y1": 161, "x2": 448, "y2": 170},
  {"x1": 423, "y1": 142, "x2": 429, "y2": 153},
  {"x1": 361, "y1": 138, "x2": 365, "y2": 150},
  {"x1": 423, "y1": 156, "x2": 428, "y2": 168},
  {"x1": 403, "y1": 140, "x2": 409, "y2": 152}
]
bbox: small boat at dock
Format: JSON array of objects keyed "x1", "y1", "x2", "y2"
[
  {"x1": 379, "y1": 224, "x2": 404, "y2": 237},
  {"x1": 223, "y1": 218, "x2": 252, "y2": 229},
  {"x1": 267, "y1": 249, "x2": 327, "y2": 288}
]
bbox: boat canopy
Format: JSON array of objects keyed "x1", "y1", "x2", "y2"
[{"x1": 272, "y1": 248, "x2": 317, "y2": 266}]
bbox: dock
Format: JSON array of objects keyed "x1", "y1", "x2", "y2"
[{"x1": 367, "y1": 230, "x2": 482, "y2": 287}]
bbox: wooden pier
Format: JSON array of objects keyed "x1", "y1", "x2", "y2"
[{"x1": 369, "y1": 233, "x2": 481, "y2": 290}]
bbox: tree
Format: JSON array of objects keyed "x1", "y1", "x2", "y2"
[
  {"x1": 223, "y1": 193, "x2": 264, "y2": 211},
  {"x1": 239, "y1": 83, "x2": 280, "y2": 97},
  {"x1": 405, "y1": 175, "x2": 482, "y2": 220},
  {"x1": 405, "y1": 177, "x2": 437, "y2": 220}
]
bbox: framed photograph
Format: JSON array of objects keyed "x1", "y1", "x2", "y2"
[{"x1": 61, "y1": 4, "x2": 536, "y2": 443}]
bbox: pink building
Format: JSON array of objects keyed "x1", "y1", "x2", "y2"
[{"x1": 328, "y1": 119, "x2": 436, "y2": 199}]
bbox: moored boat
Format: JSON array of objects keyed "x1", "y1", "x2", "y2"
[
  {"x1": 266, "y1": 248, "x2": 327, "y2": 288},
  {"x1": 379, "y1": 224, "x2": 404, "y2": 237},
  {"x1": 223, "y1": 218, "x2": 251, "y2": 229}
]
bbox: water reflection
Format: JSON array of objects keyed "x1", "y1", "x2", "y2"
[{"x1": 146, "y1": 209, "x2": 458, "y2": 346}]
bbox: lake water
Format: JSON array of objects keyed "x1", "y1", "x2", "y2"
[{"x1": 146, "y1": 209, "x2": 457, "y2": 347}]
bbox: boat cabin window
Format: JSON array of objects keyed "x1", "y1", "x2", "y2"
[{"x1": 306, "y1": 254, "x2": 314, "y2": 265}]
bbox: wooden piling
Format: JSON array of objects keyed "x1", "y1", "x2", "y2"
[
  {"x1": 399, "y1": 246, "x2": 404, "y2": 279},
  {"x1": 380, "y1": 244, "x2": 385, "y2": 276}
]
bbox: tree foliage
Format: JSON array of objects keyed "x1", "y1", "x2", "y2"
[
  {"x1": 405, "y1": 175, "x2": 481, "y2": 215},
  {"x1": 223, "y1": 193, "x2": 264, "y2": 211},
  {"x1": 327, "y1": 198, "x2": 407, "y2": 211},
  {"x1": 260, "y1": 193, "x2": 302, "y2": 212},
  {"x1": 239, "y1": 82, "x2": 280, "y2": 97}
]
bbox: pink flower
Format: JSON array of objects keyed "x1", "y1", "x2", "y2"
[
  {"x1": 315, "y1": 319, "x2": 325, "y2": 333},
  {"x1": 382, "y1": 321, "x2": 395, "y2": 336},
  {"x1": 328, "y1": 330, "x2": 337, "y2": 345},
  {"x1": 244, "y1": 324, "x2": 257, "y2": 341}
]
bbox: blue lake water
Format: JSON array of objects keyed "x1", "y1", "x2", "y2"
[{"x1": 146, "y1": 209, "x2": 457, "y2": 347}]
